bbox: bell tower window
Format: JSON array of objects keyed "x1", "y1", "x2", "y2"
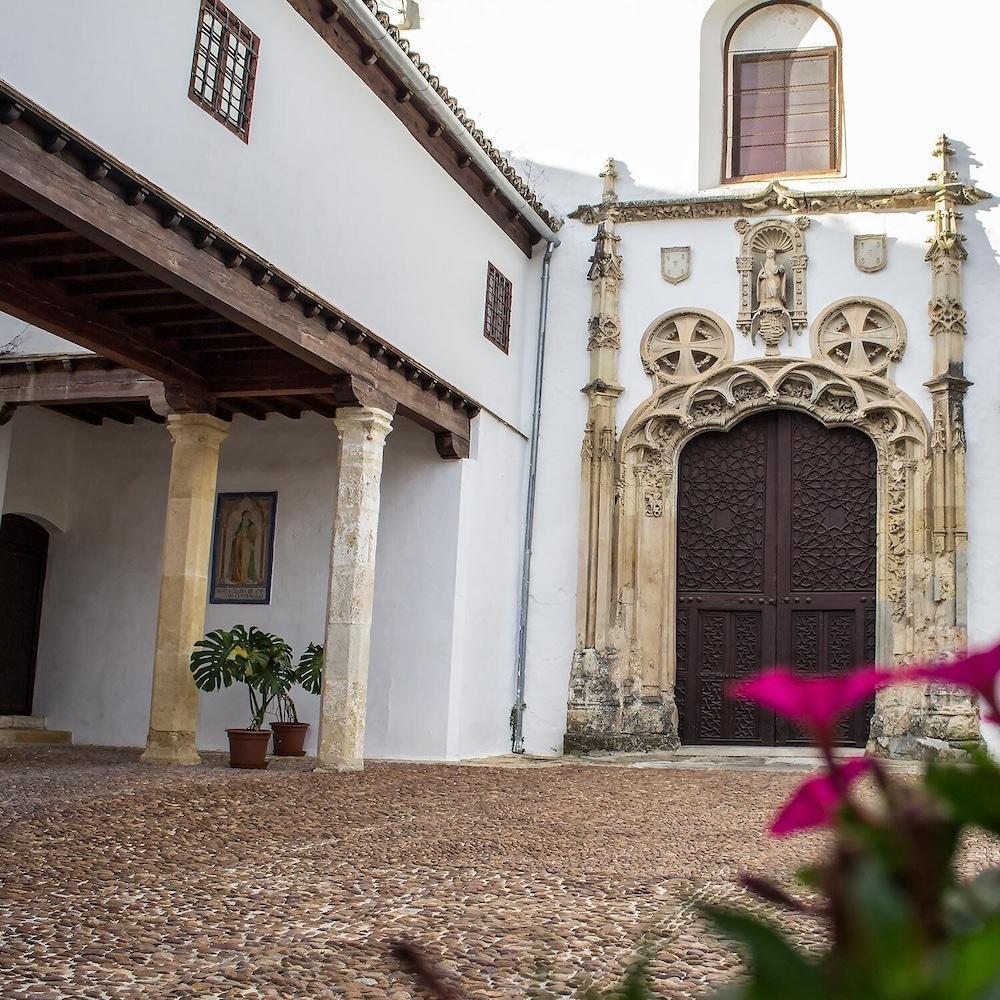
[{"x1": 723, "y1": 3, "x2": 842, "y2": 182}]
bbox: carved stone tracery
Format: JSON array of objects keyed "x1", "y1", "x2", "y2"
[
  {"x1": 812, "y1": 298, "x2": 907, "y2": 375},
  {"x1": 640, "y1": 309, "x2": 734, "y2": 385}
]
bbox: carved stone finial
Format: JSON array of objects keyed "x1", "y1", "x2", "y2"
[
  {"x1": 600, "y1": 157, "x2": 619, "y2": 205},
  {"x1": 930, "y1": 134, "x2": 958, "y2": 186},
  {"x1": 926, "y1": 134, "x2": 967, "y2": 262}
]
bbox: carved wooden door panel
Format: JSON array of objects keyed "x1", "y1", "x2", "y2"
[
  {"x1": 776, "y1": 414, "x2": 877, "y2": 746},
  {"x1": 676, "y1": 411, "x2": 875, "y2": 747}
]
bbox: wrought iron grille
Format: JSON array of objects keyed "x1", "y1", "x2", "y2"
[
  {"x1": 189, "y1": 0, "x2": 260, "y2": 142},
  {"x1": 483, "y1": 262, "x2": 512, "y2": 353}
]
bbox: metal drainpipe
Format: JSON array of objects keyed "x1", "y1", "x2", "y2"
[{"x1": 512, "y1": 238, "x2": 559, "y2": 753}]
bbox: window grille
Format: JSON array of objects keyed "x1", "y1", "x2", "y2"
[
  {"x1": 189, "y1": 0, "x2": 260, "y2": 142},
  {"x1": 732, "y1": 49, "x2": 837, "y2": 178},
  {"x1": 483, "y1": 263, "x2": 512, "y2": 353}
]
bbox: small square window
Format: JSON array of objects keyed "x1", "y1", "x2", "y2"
[
  {"x1": 189, "y1": 0, "x2": 260, "y2": 143},
  {"x1": 483, "y1": 263, "x2": 512, "y2": 354}
]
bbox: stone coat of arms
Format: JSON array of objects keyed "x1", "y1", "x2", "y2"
[{"x1": 660, "y1": 247, "x2": 690, "y2": 284}]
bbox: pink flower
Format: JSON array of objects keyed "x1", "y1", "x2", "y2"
[
  {"x1": 904, "y1": 642, "x2": 1000, "y2": 724},
  {"x1": 728, "y1": 667, "x2": 889, "y2": 741},
  {"x1": 771, "y1": 758, "x2": 873, "y2": 837}
]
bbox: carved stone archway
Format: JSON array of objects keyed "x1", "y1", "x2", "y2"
[{"x1": 566, "y1": 356, "x2": 968, "y2": 755}]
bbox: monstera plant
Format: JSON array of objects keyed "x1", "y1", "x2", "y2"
[{"x1": 189, "y1": 626, "x2": 324, "y2": 767}]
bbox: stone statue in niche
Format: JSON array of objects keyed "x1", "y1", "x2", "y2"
[
  {"x1": 735, "y1": 217, "x2": 809, "y2": 357},
  {"x1": 756, "y1": 250, "x2": 786, "y2": 310}
]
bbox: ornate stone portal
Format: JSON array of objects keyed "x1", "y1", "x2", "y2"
[{"x1": 567, "y1": 139, "x2": 983, "y2": 759}]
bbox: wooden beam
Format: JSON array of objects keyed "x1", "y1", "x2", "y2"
[
  {"x1": 45, "y1": 403, "x2": 103, "y2": 425},
  {"x1": 267, "y1": 397, "x2": 302, "y2": 420},
  {"x1": 0, "y1": 363, "x2": 159, "y2": 407},
  {"x1": 100, "y1": 402, "x2": 138, "y2": 424},
  {"x1": 227, "y1": 398, "x2": 269, "y2": 420},
  {"x1": 0, "y1": 263, "x2": 204, "y2": 387}
]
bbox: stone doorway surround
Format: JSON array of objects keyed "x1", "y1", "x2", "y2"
[{"x1": 567, "y1": 142, "x2": 983, "y2": 760}]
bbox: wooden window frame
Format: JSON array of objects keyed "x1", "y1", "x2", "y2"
[
  {"x1": 188, "y1": 0, "x2": 260, "y2": 144},
  {"x1": 483, "y1": 262, "x2": 512, "y2": 354},
  {"x1": 730, "y1": 47, "x2": 838, "y2": 182}
]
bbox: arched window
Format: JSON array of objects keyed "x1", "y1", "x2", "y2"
[{"x1": 723, "y1": 2, "x2": 842, "y2": 181}]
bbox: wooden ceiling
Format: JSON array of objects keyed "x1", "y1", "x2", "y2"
[{"x1": 0, "y1": 81, "x2": 479, "y2": 457}]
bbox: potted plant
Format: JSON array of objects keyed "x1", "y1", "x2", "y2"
[
  {"x1": 270, "y1": 642, "x2": 324, "y2": 756},
  {"x1": 190, "y1": 625, "x2": 293, "y2": 769}
]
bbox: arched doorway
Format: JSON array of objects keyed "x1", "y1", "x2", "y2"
[
  {"x1": 674, "y1": 410, "x2": 876, "y2": 746},
  {"x1": 0, "y1": 514, "x2": 50, "y2": 716}
]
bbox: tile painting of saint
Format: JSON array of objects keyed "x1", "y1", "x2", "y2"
[{"x1": 210, "y1": 492, "x2": 277, "y2": 604}]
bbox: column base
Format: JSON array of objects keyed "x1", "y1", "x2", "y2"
[
  {"x1": 140, "y1": 729, "x2": 201, "y2": 766},
  {"x1": 869, "y1": 682, "x2": 981, "y2": 761},
  {"x1": 313, "y1": 758, "x2": 365, "y2": 773},
  {"x1": 565, "y1": 647, "x2": 680, "y2": 755}
]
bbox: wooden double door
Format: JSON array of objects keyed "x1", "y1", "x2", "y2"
[
  {"x1": 0, "y1": 514, "x2": 49, "y2": 716},
  {"x1": 675, "y1": 411, "x2": 877, "y2": 747}
]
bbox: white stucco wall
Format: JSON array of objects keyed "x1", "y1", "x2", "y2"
[
  {"x1": 4, "y1": 406, "x2": 522, "y2": 759},
  {"x1": 0, "y1": 0, "x2": 543, "y2": 431}
]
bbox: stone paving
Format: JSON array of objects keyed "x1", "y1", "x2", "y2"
[{"x1": 1, "y1": 747, "x2": 997, "y2": 1000}]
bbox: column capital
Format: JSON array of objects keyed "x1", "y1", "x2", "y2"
[
  {"x1": 333, "y1": 404, "x2": 394, "y2": 443},
  {"x1": 165, "y1": 411, "x2": 230, "y2": 449}
]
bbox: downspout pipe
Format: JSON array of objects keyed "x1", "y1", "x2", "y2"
[
  {"x1": 336, "y1": 0, "x2": 561, "y2": 247},
  {"x1": 512, "y1": 238, "x2": 559, "y2": 753}
]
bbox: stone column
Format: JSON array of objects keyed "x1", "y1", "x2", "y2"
[
  {"x1": 315, "y1": 405, "x2": 394, "y2": 772},
  {"x1": 141, "y1": 412, "x2": 228, "y2": 765}
]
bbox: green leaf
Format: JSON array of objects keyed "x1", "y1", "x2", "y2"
[
  {"x1": 927, "y1": 752, "x2": 1000, "y2": 838},
  {"x1": 295, "y1": 643, "x2": 325, "y2": 695},
  {"x1": 940, "y1": 915, "x2": 1000, "y2": 1000},
  {"x1": 703, "y1": 906, "x2": 823, "y2": 999},
  {"x1": 947, "y1": 870, "x2": 1000, "y2": 936}
]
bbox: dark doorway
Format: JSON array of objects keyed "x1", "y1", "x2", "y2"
[
  {"x1": 0, "y1": 514, "x2": 50, "y2": 715},
  {"x1": 675, "y1": 410, "x2": 876, "y2": 747}
]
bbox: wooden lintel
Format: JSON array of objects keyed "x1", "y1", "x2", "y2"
[{"x1": 0, "y1": 364, "x2": 159, "y2": 407}]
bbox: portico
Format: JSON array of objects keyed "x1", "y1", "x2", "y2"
[{"x1": 0, "y1": 83, "x2": 480, "y2": 768}]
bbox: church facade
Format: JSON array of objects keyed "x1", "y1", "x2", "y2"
[{"x1": 0, "y1": 0, "x2": 997, "y2": 763}]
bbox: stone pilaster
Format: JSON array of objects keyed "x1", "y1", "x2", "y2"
[
  {"x1": 568, "y1": 159, "x2": 631, "y2": 752},
  {"x1": 870, "y1": 135, "x2": 980, "y2": 758},
  {"x1": 141, "y1": 412, "x2": 228, "y2": 765},
  {"x1": 577, "y1": 159, "x2": 624, "y2": 651},
  {"x1": 315, "y1": 405, "x2": 394, "y2": 772}
]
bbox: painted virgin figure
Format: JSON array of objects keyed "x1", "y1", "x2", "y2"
[
  {"x1": 755, "y1": 249, "x2": 786, "y2": 311},
  {"x1": 227, "y1": 509, "x2": 260, "y2": 585}
]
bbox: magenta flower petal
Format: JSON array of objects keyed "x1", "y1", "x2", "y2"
[
  {"x1": 729, "y1": 667, "x2": 888, "y2": 735},
  {"x1": 904, "y1": 642, "x2": 1000, "y2": 723},
  {"x1": 770, "y1": 758, "x2": 872, "y2": 837}
]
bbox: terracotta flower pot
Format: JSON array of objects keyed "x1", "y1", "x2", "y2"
[
  {"x1": 226, "y1": 728, "x2": 271, "y2": 769},
  {"x1": 270, "y1": 721, "x2": 309, "y2": 757}
]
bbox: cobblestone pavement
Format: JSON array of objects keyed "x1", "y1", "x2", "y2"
[{"x1": 1, "y1": 747, "x2": 997, "y2": 1000}]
